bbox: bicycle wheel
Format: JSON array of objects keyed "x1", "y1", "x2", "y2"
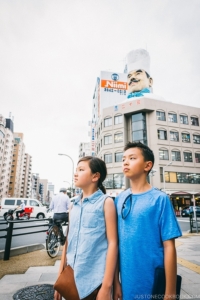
[{"x1": 46, "y1": 226, "x2": 61, "y2": 258}]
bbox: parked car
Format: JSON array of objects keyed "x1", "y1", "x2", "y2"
[
  {"x1": 181, "y1": 206, "x2": 200, "y2": 217},
  {"x1": 0, "y1": 197, "x2": 48, "y2": 220}
]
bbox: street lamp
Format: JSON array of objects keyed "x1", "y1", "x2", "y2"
[
  {"x1": 63, "y1": 181, "x2": 71, "y2": 187},
  {"x1": 163, "y1": 161, "x2": 172, "y2": 192},
  {"x1": 58, "y1": 153, "x2": 74, "y2": 196}
]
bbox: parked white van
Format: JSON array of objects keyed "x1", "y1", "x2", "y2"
[{"x1": 0, "y1": 198, "x2": 47, "y2": 220}]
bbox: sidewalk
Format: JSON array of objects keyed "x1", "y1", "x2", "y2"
[
  {"x1": 176, "y1": 233, "x2": 200, "y2": 299},
  {"x1": 0, "y1": 234, "x2": 199, "y2": 299}
]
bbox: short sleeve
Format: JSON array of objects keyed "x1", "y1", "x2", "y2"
[
  {"x1": 159, "y1": 195, "x2": 182, "y2": 241},
  {"x1": 50, "y1": 200, "x2": 54, "y2": 210}
]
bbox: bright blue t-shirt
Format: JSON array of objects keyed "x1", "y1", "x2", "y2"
[{"x1": 115, "y1": 187, "x2": 182, "y2": 300}]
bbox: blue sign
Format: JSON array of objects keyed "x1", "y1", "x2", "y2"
[{"x1": 111, "y1": 73, "x2": 119, "y2": 81}]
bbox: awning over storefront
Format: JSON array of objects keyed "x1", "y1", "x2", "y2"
[{"x1": 171, "y1": 191, "x2": 192, "y2": 196}]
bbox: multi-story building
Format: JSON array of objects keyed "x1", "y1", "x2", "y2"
[
  {"x1": 31, "y1": 173, "x2": 40, "y2": 200},
  {"x1": 9, "y1": 133, "x2": 25, "y2": 197},
  {"x1": 39, "y1": 179, "x2": 48, "y2": 204},
  {"x1": 78, "y1": 142, "x2": 91, "y2": 158},
  {"x1": 0, "y1": 115, "x2": 14, "y2": 200},
  {"x1": 21, "y1": 153, "x2": 32, "y2": 198},
  {"x1": 47, "y1": 182, "x2": 55, "y2": 205},
  {"x1": 95, "y1": 96, "x2": 200, "y2": 211}
]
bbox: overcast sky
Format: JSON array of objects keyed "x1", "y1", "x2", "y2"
[{"x1": 0, "y1": 0, "x2": 200, "y2": 193}]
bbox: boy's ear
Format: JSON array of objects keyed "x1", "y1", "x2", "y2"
[
  {"x1": 92, "y1": 172, "x2": 100, "y2": 183},
  {"x1": 144, "y1": 161, "x2": 153, "y2": 173}
]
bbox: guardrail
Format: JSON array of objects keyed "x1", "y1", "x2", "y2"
[
  {"x1": 0, "y1": 218, "x2": 51, "y2": 260},
  {"x1": 189, "y1": 215, "x2": 199, "y2": 233}
]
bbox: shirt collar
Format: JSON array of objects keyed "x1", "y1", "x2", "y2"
[{"x1": 74, "y1": 189, "x2": 104, "y2": 205}]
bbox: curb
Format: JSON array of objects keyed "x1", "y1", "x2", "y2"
[{"x1": 0, "y1": 244, "x2": 45, "y2": 260}]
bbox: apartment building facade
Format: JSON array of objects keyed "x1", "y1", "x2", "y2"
[
  {"x1": 95, "y1": 96, "x2": 200, "y2": 210},
  {"x1": 0, "y1": 115, "x2": 14, "y2": 200},
  {"x1": 78, "y1": 142, "x2": 91, "y2": 158},
  {"x1": 21, "y1": 153, "x2": 32, "y2": 198},
  {"x1": 39, "y1": 179, "x2": 48, "y2": 204},
  {"x1": 9, "y1": 133, "x2": 25, "y2": 197}
]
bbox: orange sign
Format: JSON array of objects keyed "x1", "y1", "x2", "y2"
[{"x1": 101, "y1": 80, "x2": 127, "y2": 90}]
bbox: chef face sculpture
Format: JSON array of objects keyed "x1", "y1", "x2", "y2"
[{"x1": 127, "y1": 69, "x2": 153, "y2": 94}]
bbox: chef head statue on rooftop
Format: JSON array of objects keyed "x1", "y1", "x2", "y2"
[{"x1": 126, "y1": 49, "x2": 153, "y2": 99}]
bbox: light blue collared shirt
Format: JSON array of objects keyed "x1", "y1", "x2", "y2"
[
  {"x1": 50, "y1": 192, "x2": 69, "y2": 213},
  {"x1": 67, "y1": 189, "x2": 108, "y2": 299}
]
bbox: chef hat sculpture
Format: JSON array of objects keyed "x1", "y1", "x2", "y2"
[{"x1": 126, "y1": 49, "x2": 151, "y2": 75}]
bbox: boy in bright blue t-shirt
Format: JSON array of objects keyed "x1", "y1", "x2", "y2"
[{"x1": 113, "y1": 142, "x2": 182, "y2": 300}]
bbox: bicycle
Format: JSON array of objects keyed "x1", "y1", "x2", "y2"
[{"x1": 46, "y1": 218, "x2": 68, "y2": 258}]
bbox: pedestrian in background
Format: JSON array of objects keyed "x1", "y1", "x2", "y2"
[
  {"x1": 54, "y1": 156, "x2": 118, "y2": 300},
  {"x1": 50, "y1": 187, "x2": 70, "y2": 223},
  {"x1": 113, "y1": 142, "x2": 182, "y2": 300}
]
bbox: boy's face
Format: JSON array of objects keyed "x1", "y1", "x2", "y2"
[{"x1": 122, "y1": 147, "x2": 152, "y2": 179}]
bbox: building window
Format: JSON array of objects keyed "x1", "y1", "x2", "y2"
[
  {"x1": 114, "y1": 115, "x2": 122, "y2": 125},
  {"x1": 180, "y1": 115, "x2": 188, "y2": 125},
  {"x1": 104, "y1": 117, "x2": 112, "y2": 127},
  {"x1": 132, "y1": 112, "x2": 147, "y2": 145},
  {"x1": 104, "y1": 135, "x2": 112, "y2": 145},
  {"x1": 183, "y1": 152, "x2": 193, "y2": 162},
  {"x1": 104, "y1": 174, "x2": 114, "y2": 188},
  {"x1": 170, "y1": 131, "x2": 179, "y2": 141},
  {"x1": 176, "y1": 172, "x2": 200, "y2": 184},
  {"x1": 172, "y1": 151, "x2": 181, "y2": 161},
  {"x1": 182, "y1": 133, "x2": 190, "y2": 143},
  {"x1": 191, "y1": 117, "x2": 199, "y2": 126},
  {"x1": 115, "y1": 152, "x2": 123, "y2": 162},
  {"x1": 114, "y1": 132, "x2": 123, "y2": 143},
  {"x1": 159, "y1": 149, "x2": 169, "y2": 160},
  {"x1": 195, "y1": 153, "x2": 200, "y2": 163},
  {"x1": 158, "y1": 130, "x2": 167, "y2": 140},
  {"x1": 156, "y1": 111, "x2": 166, "y2": 121},
  {"x1": 104, "y1": 153, "x2": 112, "y2": 163},
  {"x1": 168, "y1": 113, "x2": 177, "y2": 123},
  {"x1": 193, "y1": 134, "x2": 200, "y2": 144},
  {"x1": 114, "y1": 173, "x2": 124, "y2": 188}
]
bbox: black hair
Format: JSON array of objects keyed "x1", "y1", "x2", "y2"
[
  {"x1": 124, "y1": 141, "x2": 154, "y2": 174},
  {"x1": 145, "y1": 71, "x2": 150, "y2": 78},
  {"x1": 77, "y1": 156, "x2": 107, "y2": 194}
]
